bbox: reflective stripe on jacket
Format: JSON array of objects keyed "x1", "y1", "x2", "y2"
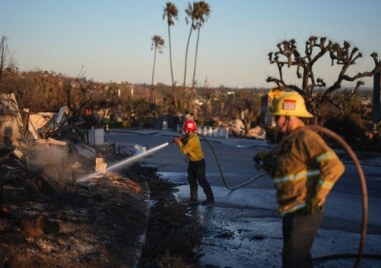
[
  {"x1": 270, "y1": 126, "x2": 345, "y2": 216},
  {"x1": 176, "y1": 132, "x2": 204, "y2": 161}
]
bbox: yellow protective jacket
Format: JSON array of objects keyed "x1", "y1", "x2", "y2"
[
  {"x1": 269, "y1": 124, "x2": 345, "y2": 216},
  {"x1": 175, "y1": 132, "x2": 204, "y2": 161}
]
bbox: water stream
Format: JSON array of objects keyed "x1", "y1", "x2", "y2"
[{"x1": 77, "y1": 142, "x2": 171, "y2": 183}]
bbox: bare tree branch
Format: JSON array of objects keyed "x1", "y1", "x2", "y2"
[{"x1": 267, "y1": 36, "x2": 381, "y2": 116}]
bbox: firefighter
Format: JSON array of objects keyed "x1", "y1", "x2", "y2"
[
  {"x1": 254, "y1": 91, "x2": 345, "y2": 268},
  {"x1": 174, "y1": 119, "x2": 215, "y2": 205}
]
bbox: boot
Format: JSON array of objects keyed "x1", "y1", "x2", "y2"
[
  {"x1": 201, "y1": 198, "x2": 214, "y2": 205},
  {"x1": 188, "y1": 189, "x2": 199, "y2": 205}
]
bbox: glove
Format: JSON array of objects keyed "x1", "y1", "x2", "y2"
[
  {"x1": 173, "y1": 136, "x2": 182, "y2": 145},
  {"x1": 173, "y1": 135, "x2": 188, "y2": 145},
  {"x1": 253, "y1": 150, "x2": 273, "y2": 171},
  {"x1": 179, "y1": 135, "x2": 189, "y2": 145},
  {"x1": 307, "y1": 197, "x2": 322, "y2": 214},
  {"x1": 253, "y1": 150, "x2": 270, "y2": 164}
]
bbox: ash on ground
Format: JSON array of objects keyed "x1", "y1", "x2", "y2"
[{"x1": 0, "y1": 149, "x2": 204, "y2": 268}]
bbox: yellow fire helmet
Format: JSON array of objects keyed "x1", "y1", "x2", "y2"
[{"x1": 271, "y1": 91, "x2": 313, "y2": 118}]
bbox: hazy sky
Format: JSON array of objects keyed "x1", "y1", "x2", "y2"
[{"x1": 1, "y1": 0, "x2": 380, "y2": 88}]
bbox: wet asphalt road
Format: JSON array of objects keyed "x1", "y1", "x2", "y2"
[{"x1": 105, "y1": 129, "x2": 381, "y2": 267}]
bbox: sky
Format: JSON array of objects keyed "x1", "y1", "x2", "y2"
[{"x1": 1, "y1": 0, "x2": 381, "y2": 88}]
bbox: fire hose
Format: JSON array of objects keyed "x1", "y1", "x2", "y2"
[
  {"x1": 195, "y1": 126, "x2": 381, "y2": 268},
  {"x1": 198, "y1": 133, "x2": 266, "y2": 190}
]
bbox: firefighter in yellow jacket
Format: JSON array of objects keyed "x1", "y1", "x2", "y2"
[
  {"x1": 254, "y1": 91, "x2": 345, "y2": 268},
  {"x1": 174, "y1": 119, "x2": 214, "y2": 205}
]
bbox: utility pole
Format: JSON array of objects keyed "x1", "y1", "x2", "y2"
[
  {"x1": 0, "y1": 36, "x2": 7, "y2": 84},
  {"x1": 372, "y1": 70, "x2": 381, "y2": 126}
]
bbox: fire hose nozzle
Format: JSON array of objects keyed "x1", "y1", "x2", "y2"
[
  {"x1": 169, "y1": 135, "x2": 188, "y2": 145},
  {"x1": 168, "y1": 137, "x2": 177, "y2": 144}
]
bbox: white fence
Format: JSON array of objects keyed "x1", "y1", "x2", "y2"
[{"x1": 177, "y1": 124, "x2": 229, "y2": 139}]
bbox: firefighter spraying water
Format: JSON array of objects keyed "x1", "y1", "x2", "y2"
[{"x1": 172, "y1": 119, "x2": 215, "y2": 205}]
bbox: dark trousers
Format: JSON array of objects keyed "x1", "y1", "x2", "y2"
[
  {"x1": 187, "y1": 159, "x2": 214, "y2": 200},
  {"x1": 282, "y1": 210, "x2": 323, "y2": 268}
]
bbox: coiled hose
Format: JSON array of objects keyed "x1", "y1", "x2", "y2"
[{"x1": 198, "y1": 125, "x2": 381, "y2": 268}]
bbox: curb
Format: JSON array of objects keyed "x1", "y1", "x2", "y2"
[{"x1": 133, "y1": 180, "x2": 151, "y2": 268}]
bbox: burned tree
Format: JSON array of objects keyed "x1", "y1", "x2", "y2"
[
  {"x1": 68, "y1": 65, "x2": 94, "y2": 115},
  {"x1": 267, "y1": 36, "x2": 381, "y2": 117}
]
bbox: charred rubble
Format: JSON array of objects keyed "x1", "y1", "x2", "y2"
[
  {"x1": 0, "y1": 93, "x2": 204, "y2": 267},
  {"x1": 0, "y1": 93, "x2": 151, "y2": 267}
]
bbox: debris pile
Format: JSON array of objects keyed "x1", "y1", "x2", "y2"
[
  {"x1": 0, "y1": 93, "x2": 206, "y2": 267},
  {"x1": 0, "y1": 160, "x2": 150, "y2": 267},
  {"x1": 0, "y1": 93, "x2": 151, "y2": 267}
]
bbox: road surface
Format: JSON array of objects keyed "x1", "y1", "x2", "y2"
[{"x1": 105, "y1": 129, "x2": 381, "y2": 267}]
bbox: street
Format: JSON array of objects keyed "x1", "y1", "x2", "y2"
[{"x1": 105, "y1": 129, "x2": 381, "y2": 267}]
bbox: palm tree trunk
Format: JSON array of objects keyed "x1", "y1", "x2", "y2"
[
  {"x1": 168, "y1": 25, "x2": 177, "y2": 109},
  {"x1": 192, "y1": 29, "x2": 201, "y2": 90},
  {"x1": 151, "y1": 46, "x2": 157, "y2": 104},
  {"x1": 183, "y1": 26, "x2": 193, "y2": 95}
]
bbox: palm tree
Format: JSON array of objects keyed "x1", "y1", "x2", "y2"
[
  {"x1": 183, "y1": 2, "x2": 197, "y2": 94},
  {"x1": 163, "y1": 2, "x2": 178, "y2": 109},
  {"x1": 151, "y1": 35, "x2": 165, "y2": 104},
  {"x1": 191, "y1": 1, "x2": 210, "y2": 90}
]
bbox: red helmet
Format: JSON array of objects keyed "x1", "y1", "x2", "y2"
[{"x1": 183, "y1": 120, "x2": 198, "y2": 132}]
